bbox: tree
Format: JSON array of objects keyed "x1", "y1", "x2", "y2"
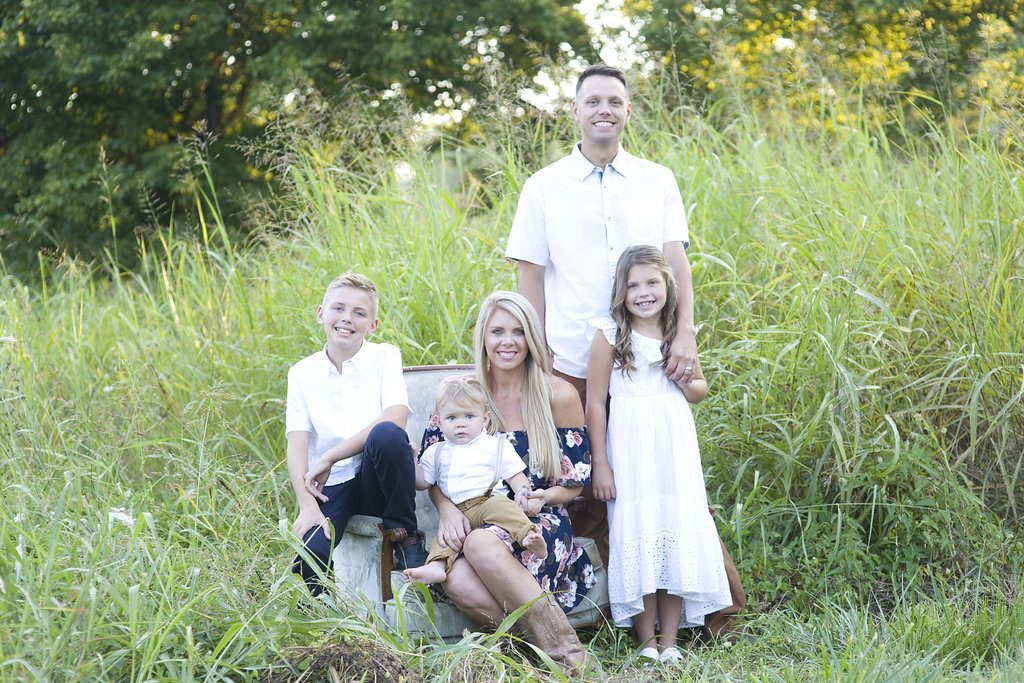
[
  {"x1": 0, "y1": 1, "x2": 592, "y2": 273},
  {"x1": 623, "y1": 0, "x2": 1024, "y2": 114}
]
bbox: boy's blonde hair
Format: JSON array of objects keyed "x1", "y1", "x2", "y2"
[
  {"x1": 434, "y1": 375, "x2": 489, "y2": 414},
  {"x1": 324, "y1": 271, "x2": 379, "y2": 316}
]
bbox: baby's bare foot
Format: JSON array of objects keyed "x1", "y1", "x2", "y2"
[
  {"x1": 522, "y1": 527, "x2": 547, "y2": 559},
  {"x1": 403, "y1": 560, "x2": 447, "y2": 585}
]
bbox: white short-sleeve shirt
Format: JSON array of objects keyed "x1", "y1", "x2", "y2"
[
  {"x1": 506, "y1": 143, "x2": 689, "y2": 379},
  {"x1": 418, "y1": 433, "x2": 526, "y2": 504},
  {"x1": 285, "y1": 341, "x2": 409, "y2": 486}
]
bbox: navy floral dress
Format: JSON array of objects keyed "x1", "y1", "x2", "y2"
[{"x1": 420, "y1": 421, "x2": 597, "y2": 612}]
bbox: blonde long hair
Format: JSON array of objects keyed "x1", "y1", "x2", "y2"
[
  {"x1": 610, "y1": 246, "x2": 679, "y2": 375},
  {"x1": 472, "y1": 291, "x2": 560, "y2": 480}
]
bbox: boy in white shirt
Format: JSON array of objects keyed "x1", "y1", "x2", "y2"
[
  {"x1": 403, "y1": 376, "x2": 546, "y2": 585},
  {"x1": 286, "y1": 272, "x2": 426, "y2": 595}
]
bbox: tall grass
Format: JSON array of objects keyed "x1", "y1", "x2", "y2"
[{"x1": 1, "y1": 75, "x2": 1022, "y2": 679}]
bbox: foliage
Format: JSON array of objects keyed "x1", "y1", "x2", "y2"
[
  {"x1": 0, "y1": 0, "x2": 591, "y2": 275},
  {"x1": 623, "y1": 0, "x2": 1024, "y2": 124},
  {"x1": 1, "y1": 73, "x2": 1023, "y2": 679}
]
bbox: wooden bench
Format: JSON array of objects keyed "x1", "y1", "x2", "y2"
[{"x1": 331, "y1": 365, "x2": 609, "y2": 637}]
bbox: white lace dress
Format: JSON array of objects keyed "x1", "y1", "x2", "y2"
[{"x1": 592, "y1": 319, "x2": 733, "y2": 628}]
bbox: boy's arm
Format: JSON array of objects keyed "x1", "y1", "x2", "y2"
[
  {"x1": 664, "y1": 240, "x2": 698, "y2": 384},
  {"x1": 506, "y1": 470, "x2": 532, "y2": 500},
  {"x1": 319, "y1": 404, "x2": 409, "y2": 464},
  {"x1": 310, "y1": 343, "x2": 410, "y2": 477},
  {"x1": 585, "y1": 334, "x2": 616, "y2": 502},
  {"x1": 414, "y1": 443, "x2": 436, "y2": 491},
  {"x1": 507, "y1": 471, "x2": 543, "y2": 516},
  {"x1": 414, "y1": 461, "x2": 428, "y2": 491},
  {"x1": 305, "y1": 404, "x2": 410, "y2": 484},
  {"x1": 287, "y1": 430, "x2": 331, "y2": 539}
]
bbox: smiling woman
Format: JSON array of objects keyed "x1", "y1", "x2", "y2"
[{"x1": 419, "y1": 291, "x2": 600, "y2": 676}]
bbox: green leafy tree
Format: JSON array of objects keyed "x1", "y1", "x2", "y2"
[
  {"x1": 624, "y1": 0, "x2": 1024, "y2": 112},
  {"x1": 0, "y1": 1, "x2": 591, "y2": 273}
]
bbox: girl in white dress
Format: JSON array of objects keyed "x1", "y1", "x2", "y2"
[{"x1": 586, "y1": 246, "x2": 733, "y2": 663}]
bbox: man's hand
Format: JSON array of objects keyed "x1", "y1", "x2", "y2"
[
  {"x1": 664, "y1": 330, "x2": 697, "y2": 384},
  {"x1": 293, "y1": 506, "x2": 330, "y2": 540}
]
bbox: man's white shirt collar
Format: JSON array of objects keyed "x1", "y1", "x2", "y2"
[{"x1": 570, "y1": 142, "x2": 635, "y2": 180}]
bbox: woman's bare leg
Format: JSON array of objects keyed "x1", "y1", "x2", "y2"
[
  {"x1": 439, "y1": 530, "x2": 548, "y2": 626},
  {"x1": 460, "y1": 529, "x2": 592, "y2": 674},
  {"x1": 461, "y1": 529, "x2": 545, "y2": 610},
  {"x1": 440, "y1": 556, "x2": 506, "y2": 628}
]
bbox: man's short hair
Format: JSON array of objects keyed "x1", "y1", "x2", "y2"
[
  {"x1": 324, "y1": 271, "x2": 379, "y2": 315},
  {"x1": 576, "y1": 63, "x2": 628, "y2": 94}
]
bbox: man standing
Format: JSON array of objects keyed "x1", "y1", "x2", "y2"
[{"x1": 505, "y1": 63, "x2": 746, "y2": 640}]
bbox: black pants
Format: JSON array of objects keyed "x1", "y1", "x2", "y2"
[{"x1": 292, "y1": 421, "x2": 417, "y2": 594}]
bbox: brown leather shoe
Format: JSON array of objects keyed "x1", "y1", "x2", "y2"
[{"x1": 517, "y1": 593, "x2": 603, "y2": 678}]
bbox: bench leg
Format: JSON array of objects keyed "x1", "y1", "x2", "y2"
[{"x1": 378, "y1": 524, "x2": 394, "y2": 602}]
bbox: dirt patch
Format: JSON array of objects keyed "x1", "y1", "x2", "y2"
[{"x1": 262, "y1": 638, "x2": 420, "y2": 683}]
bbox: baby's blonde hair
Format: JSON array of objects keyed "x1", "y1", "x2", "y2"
[{"x1": 434, "y1": 375, "x2": 489, "y2": 415}]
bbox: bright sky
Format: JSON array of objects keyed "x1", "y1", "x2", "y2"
[
  {"x1": 579, "y1": 0, "x2": 647, "y2": 69},
  {"x1": 412, "y1": 2, "x2": 645, "y2": 127},
  {"x1": 521, "y1": 0, "x2": 647, "y2": 109}
]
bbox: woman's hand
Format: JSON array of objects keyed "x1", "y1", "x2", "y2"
[
  {"x1": 520, "y1": 488, "x2": 549, "y2": 516},
  {"x1": 293, "y1": 505, "x2": 329, "y2": 540},
  {"x1": 592, "y1": 463, "x2": 616, "y2": 502},
  {"x1": 434, "y1": 494, "x2": 472, "y2": 552}
]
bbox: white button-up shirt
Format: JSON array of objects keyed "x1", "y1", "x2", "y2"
[
  {"x1": 418, "y1": 432, "x2": 525, "y2": 504},
  {"x1": 506, "y1": 144, "x2": 689, "y2": 378},
  {"x1": 285, "y1": 341, "x2": 409, "y2": 486}
]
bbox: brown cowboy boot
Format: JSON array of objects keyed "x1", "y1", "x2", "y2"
[{"x1": 517, "y1": 593, "x2": 602, "y2": 678}]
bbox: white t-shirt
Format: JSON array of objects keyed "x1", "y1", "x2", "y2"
[
  {"x1": 506, "y1": 143, "x2": 689, "y2": 379},
  {"x1": 285, "y1": 341, "x2": 409, "y2": 486},
  {"x1": 418, "y1": 433, "x2": 526, "y2": 505}
]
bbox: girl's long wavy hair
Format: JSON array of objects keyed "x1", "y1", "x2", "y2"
[
  {"x1": 610, "y1": 246, "x2": 679, "y2": 375},
  {"x1": 472, "y1": 291, "x2": 560, "y2": 480}
]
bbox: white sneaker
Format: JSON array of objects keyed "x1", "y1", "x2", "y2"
[
  {"x1": 658, "y1": 647, "x2": 683, "y2": 664},
  {"x1": 638, "y1": 646, "x2": 659, "y2": 662}
]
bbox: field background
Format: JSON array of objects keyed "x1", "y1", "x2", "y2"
[{"x1": 3, "y1": 25, "x2": 1024, "y2": 683}]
